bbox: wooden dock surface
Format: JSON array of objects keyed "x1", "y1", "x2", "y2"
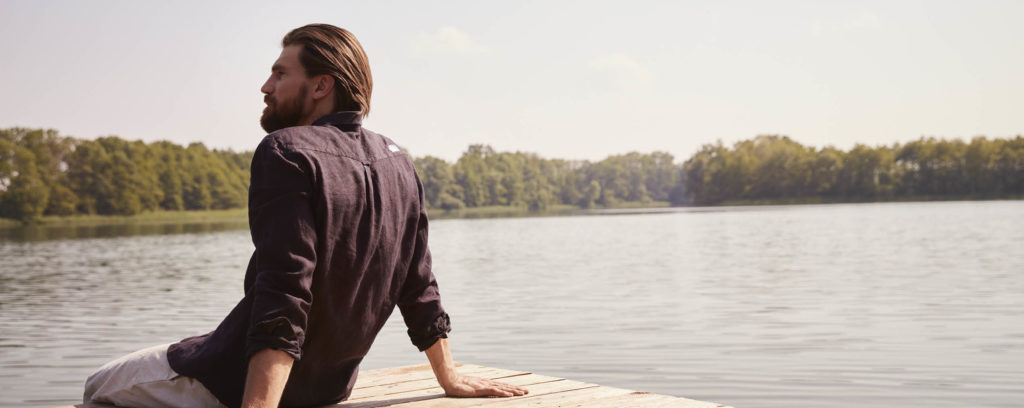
[
  {"x1": 334, "y1": 363, "x2": 731, "y2": 408},
  {"x1": 75, "y1": 363, "x2": 732, "y2": 407}
]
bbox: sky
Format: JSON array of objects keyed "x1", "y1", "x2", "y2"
[{"x1": 1, "y1": 0, "x2": 1022, "y2": 162}]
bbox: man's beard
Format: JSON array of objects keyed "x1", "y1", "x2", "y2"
[{"x1": 260, "y1": 84, "x2": 309, "y2": 133}]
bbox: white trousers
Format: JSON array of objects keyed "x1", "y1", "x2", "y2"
[{"x1": 83, "y1": 343, "x2": 226, "y2": 408}]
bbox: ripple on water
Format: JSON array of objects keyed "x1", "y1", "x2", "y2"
[{"x1": 1, "y1": 201, "x2": 1023, "y2": 407}]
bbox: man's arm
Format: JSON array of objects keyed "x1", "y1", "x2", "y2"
[
  {"x1": 241, "y1": 139, "x2": 317, "y2": 407},
  {"x1": 424, "y1": 338, "x2": 528, "y2": 398},
  {"x1": 241, "y1": 349, "x2": 294, "y2": 408}
]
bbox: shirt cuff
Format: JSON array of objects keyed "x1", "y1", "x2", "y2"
[
  {"x1": 409, "y1": 312, "x2": 451, "y2": 352},
  {"x1": 246, "y1": 316, "x2": 303, "y2": 360}
]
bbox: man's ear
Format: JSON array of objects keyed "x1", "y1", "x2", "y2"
[{"x1": 313, "y1": 75, "x2": 335, "y2": 100}]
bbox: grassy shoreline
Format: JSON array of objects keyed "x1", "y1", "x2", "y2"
[
  {"x1": 717, "y1": 194, "x2": 1024, "y2": 207},
  {"x1": 426, "y1": 201, "x2": 673, "y2": 220},
  {"x1": 0, "y1": 208, "x2": 248, "y2": 229},
  {"x1": 0, "y1": 202, "x2": 675, "y2": 229},
  {"x1": 3, "y1": 196, "x2": 1019, "y2": 229}
]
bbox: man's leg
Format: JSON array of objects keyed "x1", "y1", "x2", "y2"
[{"x1": 83, "y1": 343, "x2": 224, "y2": 408}]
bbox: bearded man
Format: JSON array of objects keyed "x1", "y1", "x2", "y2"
[{"x1": 78, "y1": 24, "x2": 527, "y2": 408}]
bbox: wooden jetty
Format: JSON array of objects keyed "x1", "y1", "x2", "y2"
[
  {"x1": 78, "y1": 362, "x2": 732, "y2": 407},
  {"x1": 337, "y1": 363, "x2": 732, "y2": 408}
]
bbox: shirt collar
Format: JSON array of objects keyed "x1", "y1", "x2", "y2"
[{"x1": 312, "y1": 111, "x2": 363, "y2": 127}]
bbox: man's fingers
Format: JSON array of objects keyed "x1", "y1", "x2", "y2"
[
  {"x1": 477, "y1": 384, "x2": 509, "y2": 397},
  {"x1": 483, "y1": 380, "x2": 511, "y2": 397},
  {"x1": 496, "y1": 381, "x2": 527, "y2": 394},
  {"x1": 487, "y1": 380, "x2": 526, "y2": 396},
  {"x1": 454, "y1": 376, "x2": 528, "y2": 398},
  {"x1": 509, "y1": 386, "x2": 527, "y2": 395}
]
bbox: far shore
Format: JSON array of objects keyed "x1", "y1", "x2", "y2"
[
  {"x1": 426, "y1": 201, "x2": 671, "y2": 220},
  {"x1": 0, "y1": 208, "x2": 249, "y2": 229},
  {"x1": 3, "y1": 196, "x2": 1020, "y2": 230},
  {"x1": 0, "y1": 202, "x2": 672, "y2": 229}
]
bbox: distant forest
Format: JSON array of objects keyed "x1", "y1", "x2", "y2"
[
  {"x1": 0, "y1": 128, "x2": 251, "y2": 223},
  {"x1": 1, "y1": 127, "x2": 1022, "y2": 223}
]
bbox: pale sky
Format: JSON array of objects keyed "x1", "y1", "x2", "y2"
[{"x1": 2, "y1": 0, "x2": 1022, "y2": 162}]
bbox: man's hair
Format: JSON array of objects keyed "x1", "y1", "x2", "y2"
[{"x1": 282, "y1": 24, "x2": 373, "y2": 116}]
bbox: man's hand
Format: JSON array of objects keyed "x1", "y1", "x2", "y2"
[
  {"x1": 424, "y1": 338, "x2": 528, "y2": 398},
  {"x1": 441, "y1": 374, "x2": 529, "y2": 398}
]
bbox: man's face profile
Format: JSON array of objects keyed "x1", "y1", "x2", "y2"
[{"x1": 261, "y1": 45, "x2": 311, "y2": 133}]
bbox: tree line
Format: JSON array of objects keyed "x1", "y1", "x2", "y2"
[
  {"x1": 413, "y1": 145, "x2": 681, "y2": 211},
  {"x1": 413, "y1": 135, "x2": 1024, "y2": 210},
  {"x1": 1, "y1": 128, "x2": 250, "y2": 222},
  {"x1": 682, "y1": 135, "x2": 1024, "y2": 205},
  {"x1": 2, "y1": 127, "x2": 1022, "y2": 223}
]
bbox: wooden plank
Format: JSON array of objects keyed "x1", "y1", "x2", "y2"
[
  {"x1": 336, "y1": 373, "x2": 557, "y2": 407},
  {"x1": 348, "y1": 370, "x2": 531, "y2": 401},
  {"x1": 357, "y1": 363, "x2": 487, "y2": 379},
  {"x1": 471, "y1": 385, "x2": 635, "y2": 407},
  {"x1": 574, "y1": 391, "x2": 734, "y2": 408},
  {"x1": 355, "y1": 363, "x2": 471, "y2": 385},
  {"x1": 336, "y1": 374, "x2": 582, "y2": 408},
  {"x1": 354, "y1": 363, "x2": 511, "y2": 389}
]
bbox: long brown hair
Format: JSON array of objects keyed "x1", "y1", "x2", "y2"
[{"x1": 282, "y1": 24, "x2": 373, "y2": 116}]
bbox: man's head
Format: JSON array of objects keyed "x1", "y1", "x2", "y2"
[{"x1": 260, "y1": 24, "x2": 373, "y2": 133}]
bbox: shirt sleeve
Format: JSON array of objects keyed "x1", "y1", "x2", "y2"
[
  {"x1": 244, "y1": 139, "x2": 318, "y2": 361},
  {"x1": 397, "y1": 172, "x2": 451, "y2": 351}
]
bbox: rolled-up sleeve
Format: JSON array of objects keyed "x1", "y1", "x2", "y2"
[
  {"x1": 398, "y1": 174, "x2": 451, "y2": 351},
  {"x1": 245, "y1": 139, "x2": 317, "y2": 360}
]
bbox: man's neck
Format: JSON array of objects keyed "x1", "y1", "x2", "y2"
[{"x1": 300, "y1": 100, "x2": 336, "y2": 126}]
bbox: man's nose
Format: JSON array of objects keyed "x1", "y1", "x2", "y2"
[{"x1": 260, "y1": 78, "x2": 273, "y2": 94}]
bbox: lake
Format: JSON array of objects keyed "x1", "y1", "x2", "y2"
[{"x1": 1, "y1": 200, "x2": 1022, "y2": 407}]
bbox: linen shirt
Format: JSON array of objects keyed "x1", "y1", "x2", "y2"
[{"x1": 167, "y1": 111, "x2": 450, "y2": 408}]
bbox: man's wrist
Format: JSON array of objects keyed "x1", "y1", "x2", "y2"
[
  {"x1": 438, "y1": 368, "x2": 460, "y2": 389},
  {"x1": 242, "y1": 348, "x2": 294, "y2": 408},
  {"x1": 424, "y1": 337, "x2": 460, "y2": 390}
]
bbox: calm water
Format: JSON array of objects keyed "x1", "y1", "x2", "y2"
[{"x1": 1, "y1": 201, "x2": 1022, "y2": 407}]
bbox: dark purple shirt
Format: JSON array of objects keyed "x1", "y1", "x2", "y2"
[{"x1": 167, "y1": 111, "x2": 450, "y2": 408}]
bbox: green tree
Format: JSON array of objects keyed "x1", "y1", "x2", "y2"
[
  {"x1": 0, "y1": 144, "x2": 49, "y2": 222},
  {"x1": 182, "y1": 143, "x2": 213, "y2": 210},
  {"x1": 453, "y1": 145, "x2": 492, "y2": 207},
  {"x1": 552, "y1": 159, "x2": 583, "y2": 206},
  {"x1": 153, "y1": 141, "x2": 186, "y2": 210},
  {"x1": 66, "y1": 140, "x2": 113, "y2": 214},
  {"x1": 413, "y1": 155, "x2": 455, "y2": 208},
  {"x1": 810, "y1": 147, "x2": 843, "y2": 196},
  {"x1": 521, "y1": 153, "x2": 554, "y2": 211},
  {"x1": 580, "y1": 180, "x2": 601, "y2": 209},
  {"x1": 45, "y1": 184, "x2": 78, "y2": 216}
]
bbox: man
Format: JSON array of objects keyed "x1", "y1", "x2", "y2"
[{"x1": 79, "y1": 24, "x2": 527, "y2": 408}]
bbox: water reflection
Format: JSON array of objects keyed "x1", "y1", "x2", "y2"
[
  {"x1": 0, "y1": 221, "x2": 249, "y2": 242},
  {"x1": 1, "y1": 201, "x2": 1022, "y2": 408}
]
